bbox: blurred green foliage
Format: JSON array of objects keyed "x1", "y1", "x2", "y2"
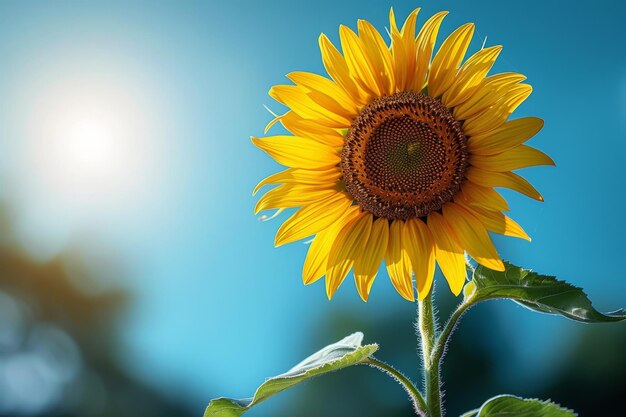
[{"x1": 0, "y1": 207, "x2": 194, "y2": 417}]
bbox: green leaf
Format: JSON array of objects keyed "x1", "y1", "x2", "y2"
[
  {"x1": 463, "y1": 394, "x2": 576, "y2": 416},
  {"x1": 470, "y1": 262, "x2": 626, "y2": 323},
  {"x1": 204, "y1": 332, "x2": 378, "y2": 417}
]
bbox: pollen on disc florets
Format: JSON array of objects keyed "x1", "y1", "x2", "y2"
[{"x1": 341, "y1": 91, "x2": 469, "y2": 221}]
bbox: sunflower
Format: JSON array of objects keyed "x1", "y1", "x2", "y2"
[{"x1": 252, "y1": 8, "x2": 553, "y2": 302}]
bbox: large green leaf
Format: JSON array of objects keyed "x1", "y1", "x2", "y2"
[
  {"x1": 470, "y1": 262, "x2": 626, "y2": 323},
  {"x1": 204, "y1": 332, "x2": 378, "y2": 417},
  {"x1": 460, "y1": 394, "x2": 576, "y2": 416}
]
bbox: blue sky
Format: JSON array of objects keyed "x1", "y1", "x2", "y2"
[{"x1": 0, "y1": 0, "x2": 624, "y2": 413}]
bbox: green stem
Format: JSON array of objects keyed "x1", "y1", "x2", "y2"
[
  {"x1": 366, "y1": 358, "x2": 428, "y2": 416},
  {"x1": 418, "y1": 291, "x2": 441, "y2": 417},
  {"x1": 431, "y1": 299, "x2": 473, "y2": 366}
]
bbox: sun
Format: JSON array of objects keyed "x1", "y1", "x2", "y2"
[
  {"x1": 64, "y1": 117, "x2": 118, "y2": 180},
  {"x1": 6, "y1": 70, "x2": 168, "y2": 257},
  {"x1": 33, "y1": 87, "x2": 150, "y2": 210},
  {"x1": 45, "y1": 106, "x2": 126, "y2": 197}
]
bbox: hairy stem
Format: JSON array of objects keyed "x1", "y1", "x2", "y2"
[
  {"x1": 366, "y1": 358, "x2": 428, "y2": 416},
  {"x1": 431, "y1": 300, "x2": 473, "y2": 366},
  {"x1": 418, "y1": 291, "x2": 441, "y2": 417}
]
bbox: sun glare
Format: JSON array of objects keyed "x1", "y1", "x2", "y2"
[
  {"x1": 40, "y1": 97, "x2": 144, "y2": 203},
  {"x1": 33, "y1": 87, "x2": 152, "y2": 210},
  {"x1": 9, "y1": 70, "x2": 167, "y2": 256},
  {"x1": 65, "y1": 118, "x2": 117, "y2": 178}
]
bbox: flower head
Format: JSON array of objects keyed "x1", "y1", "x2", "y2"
[{"x1": 253, "y1": 8, "x2": 553, "y2": 301}]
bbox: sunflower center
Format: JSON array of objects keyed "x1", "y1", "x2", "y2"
[{"x1": 342, "y1": 91, "x2": 468, "y2": 220}]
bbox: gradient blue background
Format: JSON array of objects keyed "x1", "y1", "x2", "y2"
[{"x1": 0, "y1": 0, "x2": 624, "y2": 415}]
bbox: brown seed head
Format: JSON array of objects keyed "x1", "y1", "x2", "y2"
[{"x1": 342, "y1": 91, "x2": 468, "y2": 220}]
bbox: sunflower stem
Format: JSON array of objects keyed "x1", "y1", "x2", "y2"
[
  {"x1": 366, "y1": 358, "x2": 428, "y2": 416},
  {"x1": 432, "y1": 267, "x2": 477, "y2": 367},
  {"x1": 431, "y1": 299, "x2": 473, "y2": 367},
  {"x1": 418, "y1": 291, "x2": 442, "y2": 417}
]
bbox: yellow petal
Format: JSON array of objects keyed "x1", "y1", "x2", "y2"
[
  {"x1": 389, "y1": 7, "x2": 401, "y2": 36},
  {"x1": 253, "y1": 167, "x2": 342, "y2": 196},
  {"x1": 278, "y1": 111, "x2": 345, "y2": 147},
  {"x1": 413, "y1": 11, "x2": 448, "y2": 91},
  {"x1": 264, "y1": 112, "x2": 282, "y2": 134},
  {"x1": 302, "y1": 229, "x2": 334, "y2": 285},
  {"x1": 455, "y1": 181, "x2": 509, "y2": 212},
  {"x1": 287, "y1": 71, "x2": 358, "y2": 116},
  {"x1": 454, "y1": 72, "x2": 526, "y2": 120},
  {"x1": 399, "y1": 7, "x2": 420, "y2": 39},
  {"x1": 468, "y1": 117, "x2": 544, "y2": 156},
  {"x1": 471, "y1": 144, "x2": 555, "y2": 172},
  {"x1": 403, "y1": 218, "x2": 435, "y2": 300},
  {"x1": 463, "y1": 84, "x2": 533, "y2": 137},
  {"x1": 389, "y1": 8, "x2": 420, "y2": 91},
  {"x1": 442, "y1": 203, "x2": 504, "y2": 271},
  {"x1": 385, "y1": 220, "x2": 415, "y2": 301},
  {"x1": 459, "y1": 203, "x2": 531, "y2": 241},
  {"x1": 442, "y1": 45, "x2": 502, "y2": 108},
  {"x1": 302, "y1": 206, "x2": 361, "y2": 285},
  {"x1": 275, "y1": 192, "x2": 353, "y2": 246},
  {"x1": 466, "y1": 167, "x2": 544, "y2": 201},
  {"x1": 357, "y1": 19, "x2": 395, "y2": 96},
  {"x1": 428, "y1": 23, "x2": 475, "y2": 98},
  {"x1": 318, "y1": 34, "x2": 365, "y2": 105},
  {"x1": 427, "y1": 212, "x2": 466, "y2": 296},
  {"x1": 353, "y1": 217, "x2": 389, "y2": 301},
  {"x1": 326, "y1": 211, "x2": 373, "y2": 299},
  {"x1": 270, "y1": 85, "x2": 352, "y2": 127},
  {"x1": 254, "y1": 184, "x2": 337, "y2": 214},
  {"x1": 339, "y1": 25, "x2": 381, "y2": 97},
  {"x1": 251, "y1": 135, "x2": 340, "y2": 170}
]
